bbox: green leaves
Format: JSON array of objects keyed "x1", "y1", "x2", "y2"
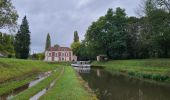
[
  {"x1": 14, "y1": 16, "x2": 31, "y2": 59},
  {"x1": 45, "y1": 33, "x2": 51, "y2": 51},
  {"x1": 84, "y1": 8, "x2": 128, "y2": 59},
  {"x1": 0, "y1": 0, "x2": 18, "y2": 29}
]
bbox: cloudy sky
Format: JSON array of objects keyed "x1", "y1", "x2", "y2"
[{"x1": 12, "y1": 0, "x2": 141, "y2": 53}]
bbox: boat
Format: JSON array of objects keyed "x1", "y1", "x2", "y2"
[{"x1": 71, "y1": 61, "x2": 91, "y2": 73}]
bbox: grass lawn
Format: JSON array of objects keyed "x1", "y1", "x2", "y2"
[
  {"x1": 0, "y1": 58, "x2": 57, "y2": 83},
  {"x1": 0, "y1": 58, "x2": 57, "y2": 95},
  {"x1": 12, "y1": 66, "x2": 63, "y2": 100},
  {"x1": 0, "y1": 75, "x2": 36, "y2": 95},
  {"x1": 92, "y1": 59, "x2": 170, "y2": 83},
  {"x1": 40, "y1": 66, "x2": 97, "y2": 100}
]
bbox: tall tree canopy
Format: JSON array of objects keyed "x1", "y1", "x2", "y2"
[
  {"x1": 71, "y1": 31, "x2": 81, "y2": 57},
  {"x1": 45, "y1": 33, "x2": 51, "y2": 50},
  {"x1": 84, "y1": 8, "x2": 128, "y2": 59},
  {"x1": 74, "y1": 31, "x2": 79, "y2": 42},
  {"x1": 80, "y1": 2, "x2": 170, "y2": 60},
  {"x1": 14, "y1": 16, "x2": 31, "y2": 59},
  {"x1": 0, "y1": 0, "x2": 18, "y2": 29}
]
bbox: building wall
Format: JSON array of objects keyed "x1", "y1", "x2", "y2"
[{"x1": 44, "y1": 50, "x2": 74, "y2": 62}]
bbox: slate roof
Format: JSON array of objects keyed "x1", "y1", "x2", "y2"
[{"x1": 47, "y1": 47, "x2": 72, "y2": 51}]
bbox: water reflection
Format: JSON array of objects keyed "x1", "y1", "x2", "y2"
[
  {"x1": 80, "y1": 68, "x2": 170, "y2": 100},
  {"x1": 73, "y1": 67, "x2": 90, "y2": 73}
]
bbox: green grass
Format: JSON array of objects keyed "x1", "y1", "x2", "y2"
[
  {"x1": 0, "y1": 58, "x2": 57, "y2": 83},
  {"x1": 0, "y1": 58, "x2": 58, "y2": 95},
  {"x1": 0, "y1": 75, "x2": 36, "y2": 95},
  {"x1": 40, "y1": 66, "x2": 97, "y2": 100},
  {"x1": 12, "y1": 67, "x2": 63, "y2": 100},
  {"x1": 92, "y1": 59, "x2": 170, "y2": 82}
]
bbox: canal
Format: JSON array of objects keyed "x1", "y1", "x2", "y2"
[{"x1": 79, "y1": 67, "x2": 170, "y2": 100}]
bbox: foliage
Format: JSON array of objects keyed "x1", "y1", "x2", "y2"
[
  {"x1": 45, "y1": 33, "x2": 51, "y2": 51},
  {"x1": 74, "y1": 31, "x2": 79, "y2": 42},
  {"x1": 54, "y1": 44, "x2": 60, "y2": 48},
  {"x1": 32, "y1": 53, "x2": 45, "y2": 60},
  {"x1": 0, "y1": 32, "x2": 14, "y2": 56},
  {"x1": 71, "y1": 41, "x2": 81, "y2": 55},
  {"x1": 84, "y1": 8, "x2": 128, "y2": 59},
  {"x1": 14, "y1": 16, "x2": 31, "y2": 59},
  {"x1": 81, "y1": 1, "x2": 170, "y2": 60},
  {"x1": 0, "y1": 0, "x2": 18, "y2": 29},
  {"x1": 71, "y1": 31, "x2": 81, "y2": 57}
]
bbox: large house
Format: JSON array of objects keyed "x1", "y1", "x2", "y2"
[{"x1": 44, "y1": 47, "x2": 77, "y2": 62}]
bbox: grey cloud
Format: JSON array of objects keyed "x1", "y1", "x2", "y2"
[{"x1": 12, "y1": 0, "x2": 141, "y2": 53}]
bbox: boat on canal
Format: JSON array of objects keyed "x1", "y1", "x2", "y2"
[{"x1": 71, "y1": 61, "x2": 91, "y2": 73}]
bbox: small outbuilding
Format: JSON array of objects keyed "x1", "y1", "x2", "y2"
[
  {"x1": 97, "y1": 55, "x2": 108, "y2": 61},
  {"x1": 0, "y1": 52, "x2": 5, "y2": 58}
]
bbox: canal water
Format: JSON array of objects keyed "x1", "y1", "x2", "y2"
[{"x1": 79, "y1": 68, "x2": 170, "y2": 100}]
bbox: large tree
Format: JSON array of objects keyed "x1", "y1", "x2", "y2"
[
  {"x1": 45, "y1": 33, "x2": 51, "y2": 50},
  {"x1": 0, "y1": 0, "x2": 18, "y2": 29},
  {"x1": 84, "y1": 8, "x2": 128, "y2": 59},
  {"x1": 14, "y1": 16, "x2": 30, "y2": 59}
]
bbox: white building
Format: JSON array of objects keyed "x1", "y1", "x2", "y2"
[{"x1": 44, "y1": 47, "x2": 77, "y2": 62}]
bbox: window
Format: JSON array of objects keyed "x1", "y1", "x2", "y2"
[
  {"x1": 62, "y1": 57, "x2": 65, "y2": 61},
  {"x1": 56, "y1": 53, "x2": 58, "y2": 56},
  {"x1": 62, "y1": 53, "x2": 65, "y2": 56},
  {"x1": 65, "y1": 52, "x2": 68, "y2": 56},
  {"x1": 49, "y1": 53, "x2": 51, "y2": 56},
  {"x1": 69, "y1": 52, "x2": 71, "y2": 56}
]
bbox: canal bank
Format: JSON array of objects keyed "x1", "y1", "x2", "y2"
[
  {"x1": 92, "y1": 59, "x2": 170, "y2": 84},
  {"x1": 79, "y1": 67, "x2": 170, "y2": 100},
  {"x1": 40, "y1": 66, "x2": 97, "y2": 100}
]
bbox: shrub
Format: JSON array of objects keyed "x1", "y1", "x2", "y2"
[
  {"x1": 128, "y1": 72, "x2": 135, "y2": 76},
  {"x1": 142, "y1": 74, "x2": 152, "y2": 79}
]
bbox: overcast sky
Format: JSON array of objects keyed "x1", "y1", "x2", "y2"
[{"x1": 12, "y1": 0, "x2": 141, "y2": 53}]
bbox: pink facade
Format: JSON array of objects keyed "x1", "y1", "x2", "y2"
[{"x1": 45, "y1": 47, "x2": 75, "y2": 62}]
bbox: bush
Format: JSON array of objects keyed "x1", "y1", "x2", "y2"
[
  {"x1": 142, "y1": 74, "x2": 152, "y2": 79},
  {"x1": 128, "y1": 72, "x2": 135, "y2": 76},
  {"x1": 8, "y1": 54, "x2": 12, "y2": 58}
]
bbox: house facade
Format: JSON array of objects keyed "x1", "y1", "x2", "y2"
[{"x1": 44, "y1": 47, "x2": 77, "y2": 62}]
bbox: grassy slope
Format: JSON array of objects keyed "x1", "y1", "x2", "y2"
[
  {"x1": 92, "y1": 59, "x2": 170, "y2": 82},
  {"x1": 0, "y1": 75, "x2": 36, "y2": 96},
  {"x1": 12, "y1": 67, "x2": 63, "y2": 100},
  {"x1": 40, "y1": 66, "x2": 97, "y2": 100},
  {"x1": 0, "y1": 58, "x2": 57, "y2": 83},
  {"x1": 0, "y1": 58, "x2": 57, "y2": 95}
]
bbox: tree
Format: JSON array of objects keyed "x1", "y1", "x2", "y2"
[
  {"x1": 74, "y1": 31, "x2": 79, "y2": 42},
  {"x1": 45, "y1": 33, "x2": 51, "y2": 50},
  {"x1": 71, "y1": 42, "x2": 81, "y2": 56},
  {"x1": 54, "y1": 44, "x2": 60, "y2": 48},
  {"x1": 71, "y1": 31, "x2": 81, "y2": 57},
  {"x1": 0, "y1": 0, "x2": 18, "y2": 29},
  {"x1": 14, "y1": 16, "x2": 31, "y2": 59},
  {"x1": 0, "y1": 32, "x2": 15, "y2": 57},
  {"x1": 84, "y1": 8, "x2": 128, "y2": 59}
]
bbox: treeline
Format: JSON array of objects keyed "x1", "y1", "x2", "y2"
[
  {"x1": 0, "y1": 0, "x2": 31, "y2": 59},
  {"x1": 75, "y1": 0, "x2": 170, "y2": 60},
  {"x1": 0, "y1": 32, "x2": 14, "y2": 57}
]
